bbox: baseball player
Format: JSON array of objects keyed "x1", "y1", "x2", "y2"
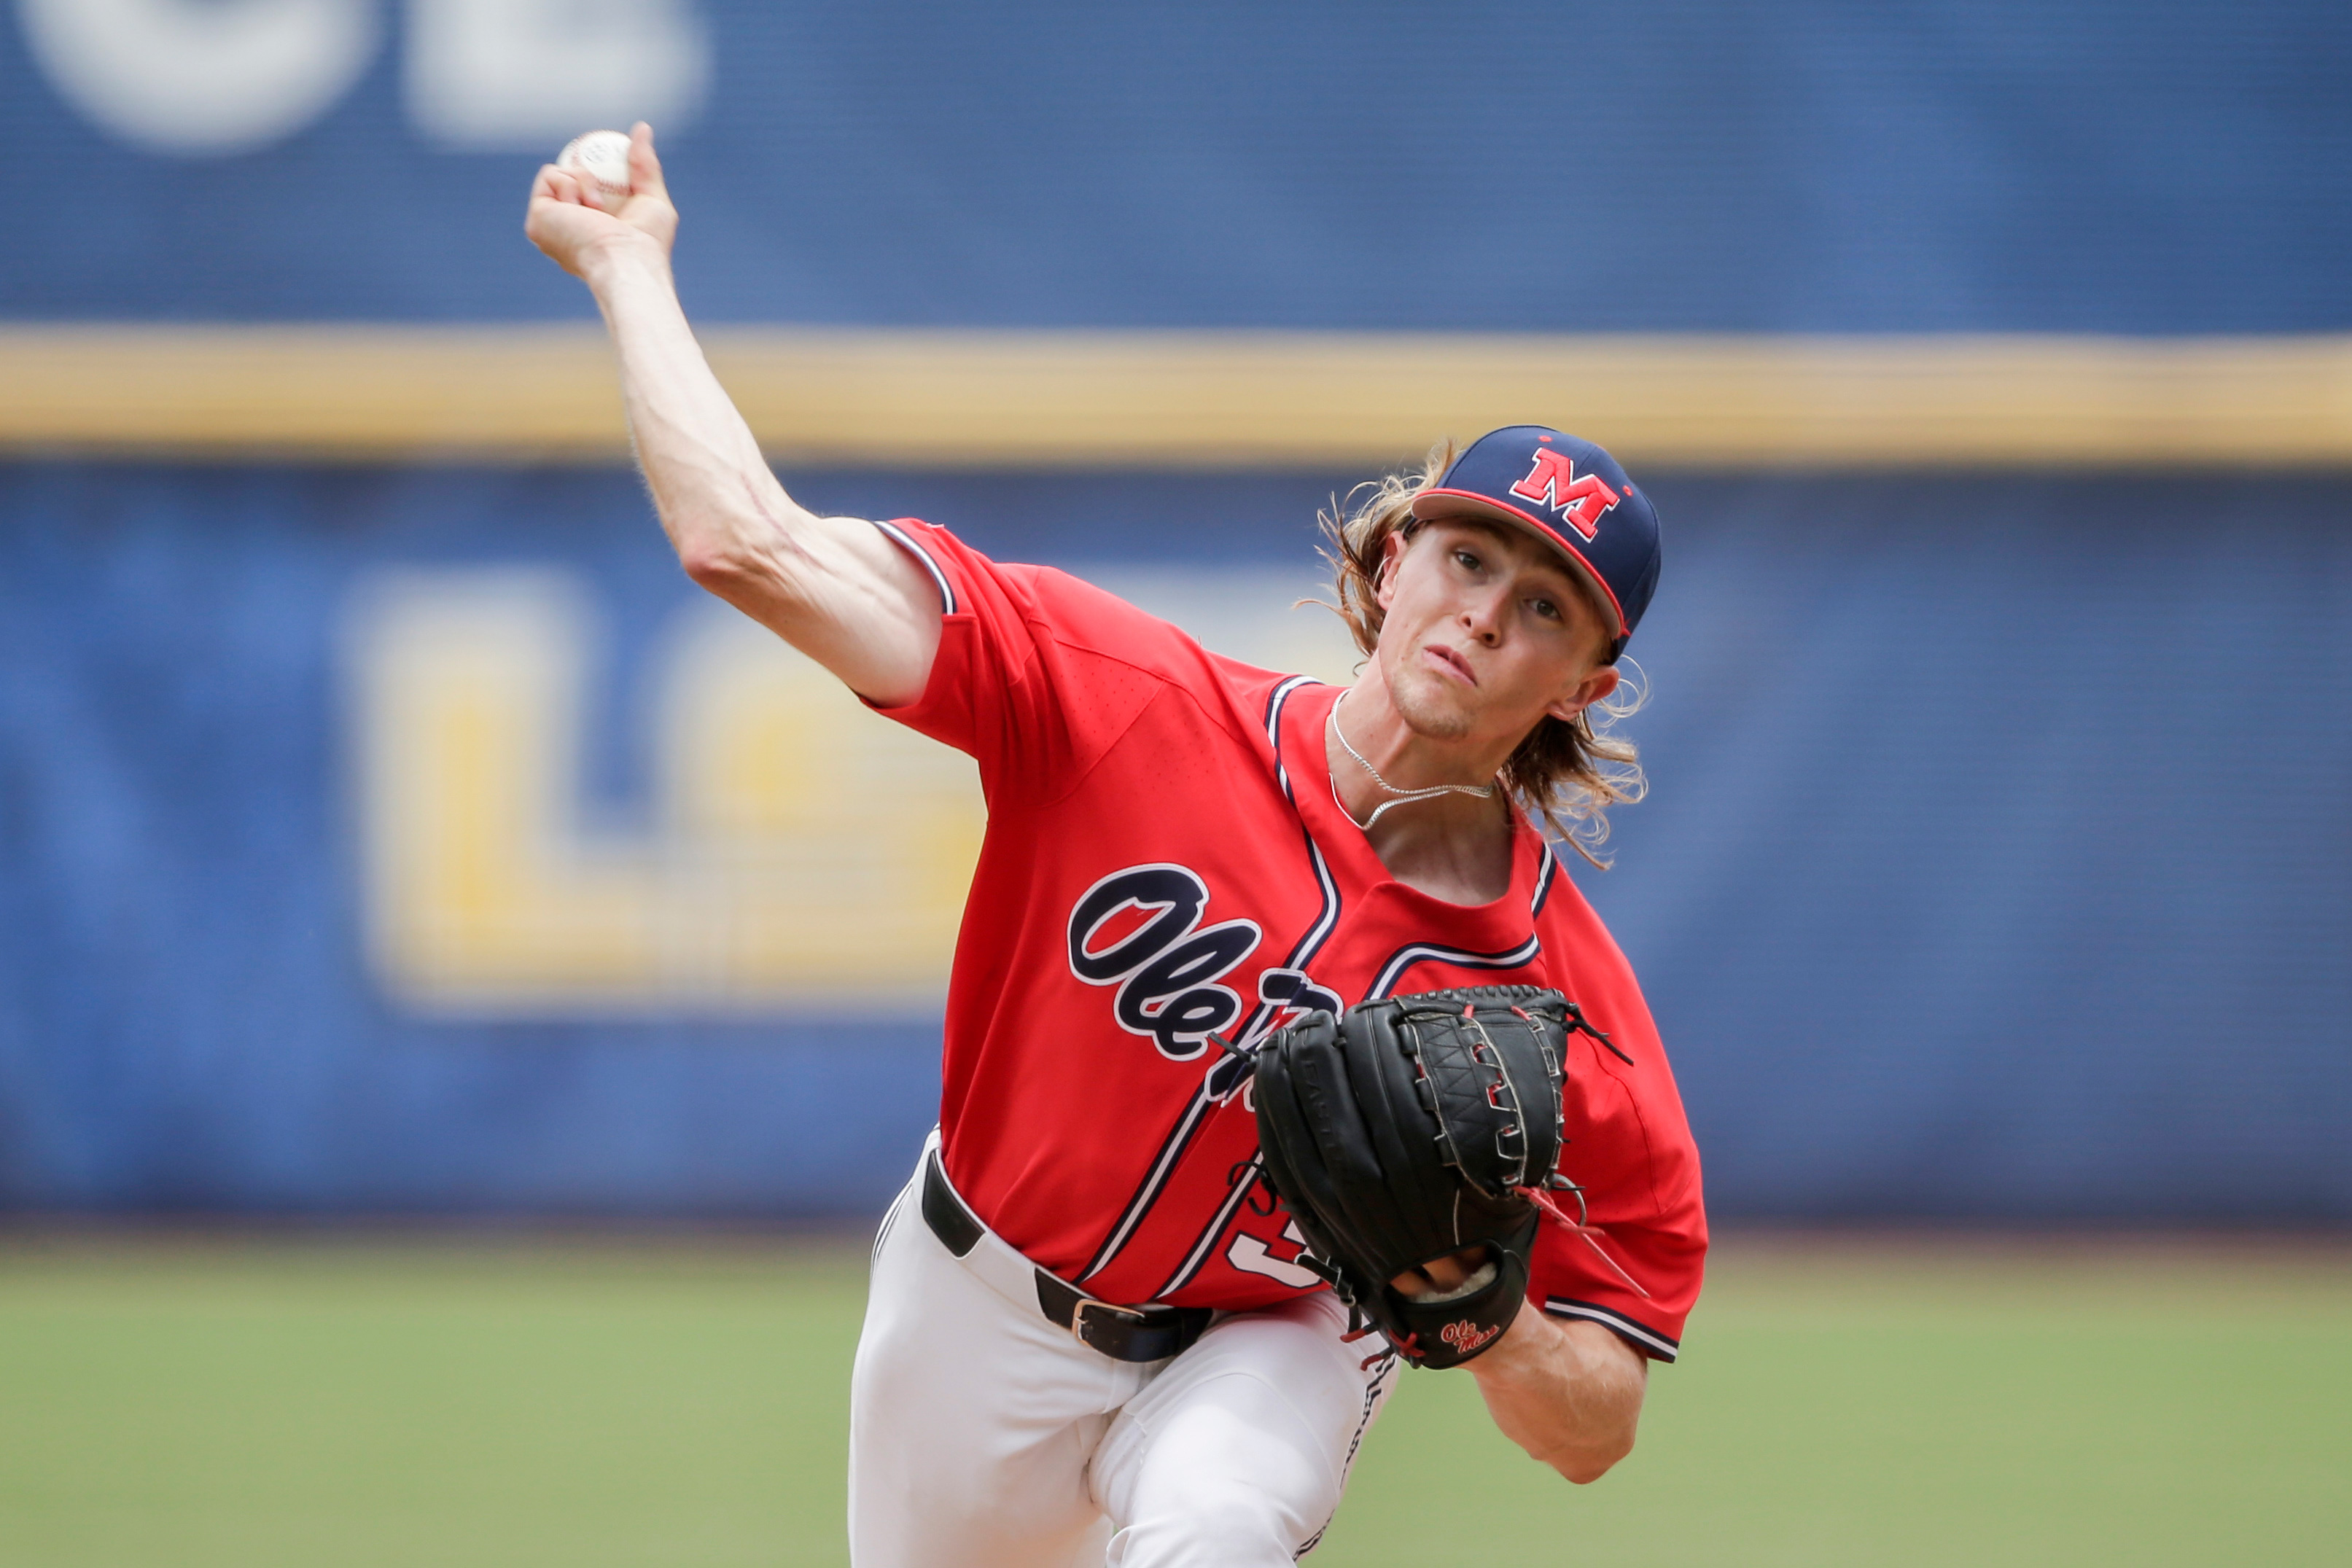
[{"x1": 528, "y1": 127, "x2": 1706, "y2": 1568}]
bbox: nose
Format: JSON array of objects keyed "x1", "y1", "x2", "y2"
[{"x1": 1457, "y1": 582, "x2": 1507, "y2": 644}]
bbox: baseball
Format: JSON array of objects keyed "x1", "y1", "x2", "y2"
[{"x1": 556, "y1": 130, "x2": 634, "y2": 208}]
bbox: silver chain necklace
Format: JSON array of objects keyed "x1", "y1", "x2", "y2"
[{"x1": 1326, "y1": 690, "x2": 1497, "y2": 830}]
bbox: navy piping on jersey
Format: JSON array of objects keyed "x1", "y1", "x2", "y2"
[
  {"x1": 870, "y1": 519, "x2": 958, "y2": 615},
  {"x1": 1073, "y1": 675, "x2": 1342, "y2": 1287},
  {"x1": 1366, "y1": 936, "x2": 1543, "y2": 1001},
  {"x1": 1076, "y1": 1091, "x2": 1219, "y2": 1283},
  {"x1": 1530, "y1": 840, "x2": 1561, "y2": 916},
  {"x1": 1260, "y1": 676, "x2": 1342, "y2": 1006},
  {"x1": 1543, "y1": 1297, "x2": 1680, "y2": 1362},
  {"x1": 1280, "y1": 832, "x2": 1342, "y2": 978},
  {"x1": 1262, "y1": 674, "x2": 1317, "y2": 801},
  {"x1": 1148, "y1": 1152, "x2": 1271, "y2": 1299}
]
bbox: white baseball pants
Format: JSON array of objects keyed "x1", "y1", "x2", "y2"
[{"x1": 848, "y1": 1137, "x2": 1396, "y2": 1567}]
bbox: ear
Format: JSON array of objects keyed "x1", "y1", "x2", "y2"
[
  {"x1": 1545, "y1": 662, "x2": 1620, "y2": 725},
  {"x1": 1373, "y1": 527, "x2": 1411, "y2": 612}
]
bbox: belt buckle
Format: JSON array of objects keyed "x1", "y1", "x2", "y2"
[{"x1": 1070, "y1": 1296, "x2": 1148, "y2": 1351}]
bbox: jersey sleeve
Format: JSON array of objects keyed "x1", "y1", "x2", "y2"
[
  {"x1": 1525, "y1": 922, "x2": 1709, "y2": 1362},
  {"x1": 865, "y1": 519, "x2": 1210, "y2": 806}
]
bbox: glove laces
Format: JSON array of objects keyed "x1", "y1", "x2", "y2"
[{"x1": 1515, "y1": 1174, "x2": 1653, "y2": 1300}]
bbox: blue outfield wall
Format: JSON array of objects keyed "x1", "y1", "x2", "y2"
[
  {"x1": 7, "y1": 3, "x2": 2352, "y2": 1223},
  {"x1": 1, "y1": 464, "x2": 2347, "y2": 1222},
  {"x1": 1, "y1": 1, "x2": 2350, "y2": 333}
]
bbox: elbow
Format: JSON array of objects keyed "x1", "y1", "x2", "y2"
[
  {"x1": 671, "y1": 492, "x2": 820, "y2": 606},
  {"x1": 677, "y1": 523, "x2": 806, "y2": 615},
  {"x1": 1553, "y1": 1429, "x2": 1635, "y2": 1486},
  {"x1": 678, "y1": 539, "x2": 795, "y2": 615},
  {"x1": 678, "y1": 539, "x2": 750, "y2": 593}
]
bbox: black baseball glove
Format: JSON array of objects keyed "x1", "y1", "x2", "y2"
[{"x1": 1251, "y1": 985, "x2": 1614, "y2": 1369}]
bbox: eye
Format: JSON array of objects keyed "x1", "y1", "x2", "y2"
[
  {"x1": 1452, "y1": 547, "x2": 1482, "y2": 572},
  {"x1": 1529, "y1": 596, "x2": 1562, "y2": 622}
]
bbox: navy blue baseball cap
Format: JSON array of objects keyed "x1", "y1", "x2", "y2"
[{"x1": 1411, "y1": 426, "x2": 1661, "y2": 662}]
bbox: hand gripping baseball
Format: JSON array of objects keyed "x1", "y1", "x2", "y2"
[
  {"x1": 1254, "y1": 986, "x2": 1632, "y2": 1370},
  {"x1": 526, "y1": 122, "x2": 678, "y2": 280}
]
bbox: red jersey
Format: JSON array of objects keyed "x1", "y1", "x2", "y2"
[{"x1": 873, "y1": 520, "x2": 1707, "y2": 1360}]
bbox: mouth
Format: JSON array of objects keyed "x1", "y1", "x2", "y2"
[{"x1": 1422, "y1": 643, "x2": 1477, "y2": 687}]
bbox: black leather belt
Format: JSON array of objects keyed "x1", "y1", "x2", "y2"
[{"x1": 921, "y1": 1149, "x2": 1210, "y2": 1364}]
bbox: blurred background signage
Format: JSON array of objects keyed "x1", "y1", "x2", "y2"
[
  {"x1": 348, "y1": 563, "x2": 1345, "y2": 1014},
  {"x1": 17, "y1": 0, "x2": 709, "y2": 154}
]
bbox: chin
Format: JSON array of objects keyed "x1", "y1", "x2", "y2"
[{"x1": 1389, "y1": 666, "x2": 1476, "y2": 741}]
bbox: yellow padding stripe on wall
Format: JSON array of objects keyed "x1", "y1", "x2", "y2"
[{"x1": 4, "y1": 326, "x2": 2351, "y2": 468}]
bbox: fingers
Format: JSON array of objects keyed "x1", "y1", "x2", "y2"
[
  {"x1": 628, "y1": 122, "x2": 667, "y2": 200},
  {"x1": 1392, "y1": 1247, "x2": 1484, "y2": 1298},
  {"x1": 583, "y1": 177, "x2": 628, "y2": 218},
  {"x1": 531, "y1": 165, "x2": 587, "y2": 206},
  {"x1": 524, "y1": 165, "x2": 610, "y2": 272},
  {"x1": 526, "y1": 130, "x2": 674, "y2": 273},
  {"x1": 1390, "y1": 1264, "x2": 1437, "y2": 1298}
]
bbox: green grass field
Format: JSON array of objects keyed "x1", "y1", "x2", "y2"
[{"x1": 2, "y1": 1232, "x2": 2345, "y2": 1567}]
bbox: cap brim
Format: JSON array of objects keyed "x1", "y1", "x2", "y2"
[{"x1": 1411, "y1": 488, "x2": 1629, "y2": 651}]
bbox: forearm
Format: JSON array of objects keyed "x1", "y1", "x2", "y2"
[
  {"x1": 1465, "y1": 1304, "x2": 1648, "y2": 1483},
  {"x1": 581, "y1": 241, "x2": 808, "y2": 584},
  {"x1": 571, "y1": 236, "x2": 936, "y2": 701}
]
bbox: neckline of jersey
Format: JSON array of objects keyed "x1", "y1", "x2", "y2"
[{"x1": 1282, "y1": 682, "x2": 1545, "y2": 920}]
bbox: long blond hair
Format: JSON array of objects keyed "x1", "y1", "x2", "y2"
[{"x1": 1317, "y1": 442, "x2": 1648, "y2": 867}]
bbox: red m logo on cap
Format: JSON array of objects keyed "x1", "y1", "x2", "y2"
[{"x1": 1510, "y1": 448, "x2": 1620, "y2": 541}]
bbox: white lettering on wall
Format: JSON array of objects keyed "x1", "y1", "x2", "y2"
[
  {"x1": 405, "y1": 0, "x2": 710, "y2": 149},
  {"x1": 16, "y1": 0, "x2": 710, "y2": 155},
  {"x1": 17, "y1": 0, "x2": 379, "y2": 155}
]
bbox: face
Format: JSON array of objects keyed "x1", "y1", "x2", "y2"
[{"x1": 1373, "y1": 517, "x2": 1622, "y2": 746}]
